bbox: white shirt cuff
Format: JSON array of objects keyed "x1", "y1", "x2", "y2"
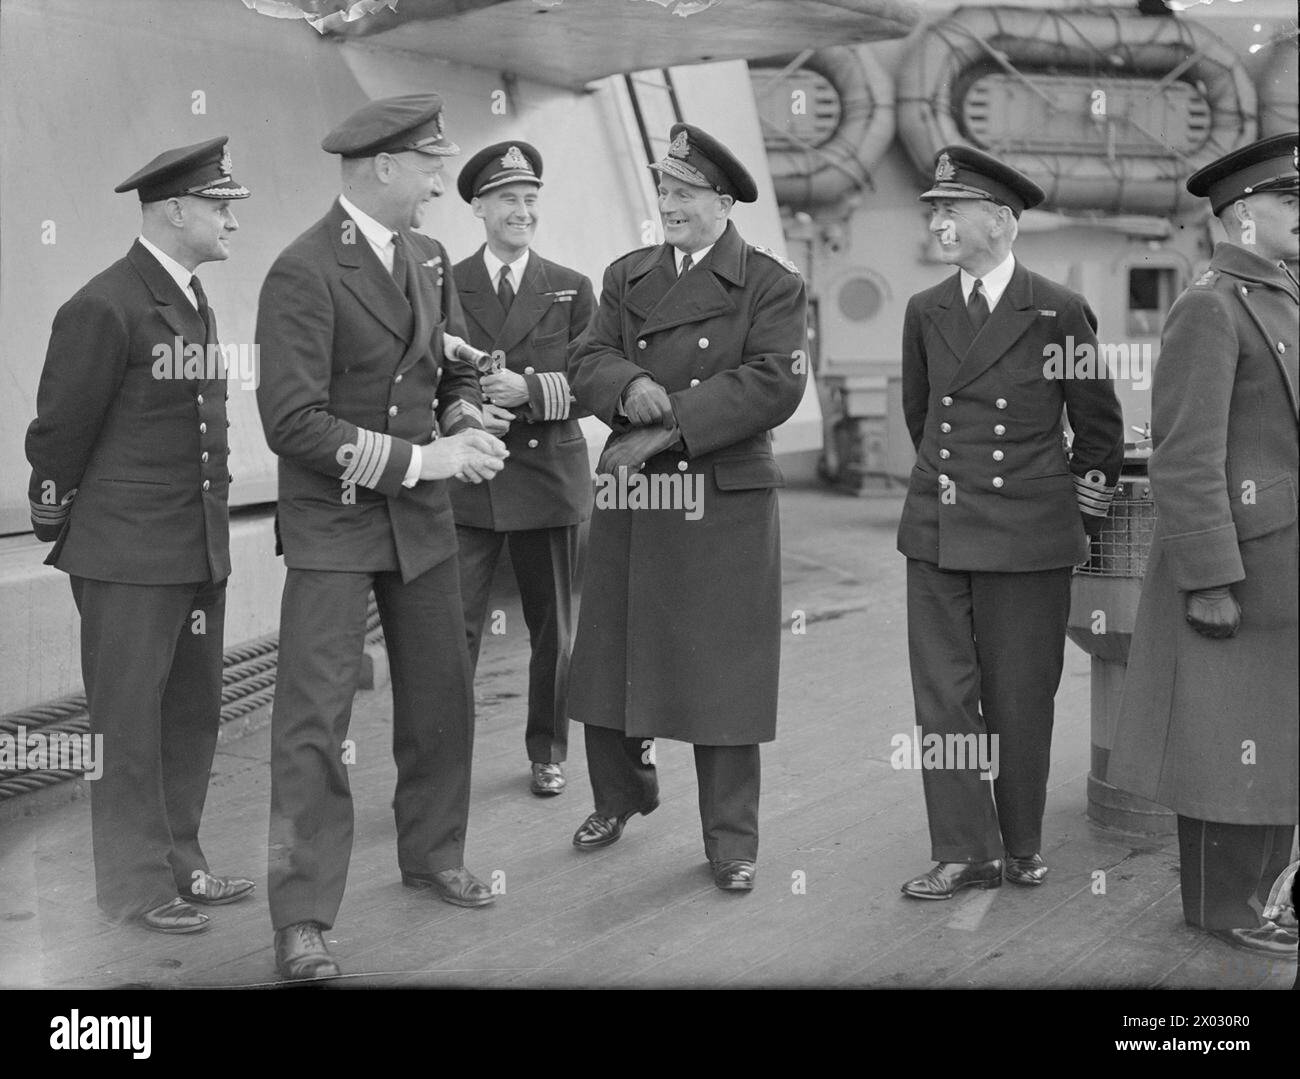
[{"x1": 402, "y1": 444, "x2": 422, "y2": 488}]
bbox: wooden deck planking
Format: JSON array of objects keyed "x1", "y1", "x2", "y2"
[{"x1": 1, "y1": 489, "x2": 1291, "y2": 990}]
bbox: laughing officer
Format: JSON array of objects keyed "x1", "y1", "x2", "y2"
[
  {"x1": 1110, "y1": 133, "x2": 1299, "y2": 958},
  {"x1": 450, "y1": 142, "x2": 595, "y2": 797},
  {"x1": 896, "y1": 145, "x2": 1124, "y2": 900},
  {"x1": 565, "y1": 123, "x2": 808, "y2": 892},
  {"x1": 255, "y1": 94, "x2": 508, "y2": 980},
  {"x1": 25, "y1": 137, "x2": 254, "y2": 933}
]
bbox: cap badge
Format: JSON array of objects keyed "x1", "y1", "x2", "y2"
[
  {"x1": 935, "y1": 152, "x2": 956, "y2": 183},
  {"x1": 669, "y1": 129, "x2": 690, "y2": 160},
  {"x1": 220, "y1": 147, "x2": 233, "y2": 176},
  {"x1": 500, "y1": 145, "x2": 531, "y2": 172}
]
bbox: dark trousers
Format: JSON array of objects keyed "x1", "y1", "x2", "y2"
[
  {"x1": 905, "y1": 558, "x2": 1072, "y2": 863},
  {"x1": 456, "y1": 523, "x2": 577, "y2": 764},
  {"x1": 1177, "y1": 816, "x2": 1295, "y2": 930},
  {"x1": 70, "y1": 575, "x2": 226, "y2": 921},
  {"x1": 583, "y1": 724, "x2": 760, "y2": 862},
  {"x1": 267, "y1": 559, "x2": 474, "y2": 932}
]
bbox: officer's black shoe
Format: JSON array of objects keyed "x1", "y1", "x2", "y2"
[
  {"x1": 572, "y1": 802, "x2": 658, "y2": 850},
  {"x1": 1004, "y1": 853, "x2": 1048, "y2": 886},
  {"x1": 900, "y1": 860, "x2": 1003, "y2": 900},
  {"x1": 711, "y1": 860, "x2": 756, "y2": 892}
]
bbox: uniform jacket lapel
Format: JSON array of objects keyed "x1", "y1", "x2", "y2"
[
  {"x1": 127, "y1": 240, "x2": 206, "y2": 345},
  {"x1": 926, "y1": 273, "x2": 974, "y2": 367},
  {"x1": 632, "y1": 221, "x2": 742, "y2": 336},
  {"x1": 945, "y1": 260, "x2": 1039, "y2": 394},
  {"x1": 495, "y1": 255, "x2": 553, "y2": 354},
  {"x1": 457, "y1": 247, "x2": 505, "y2": 342},
  {"x1": 331, "y1": 200, "x2": 412, "y2": 345}
]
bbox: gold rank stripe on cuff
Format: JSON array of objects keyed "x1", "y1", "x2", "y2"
[
  {"x1": 536, "y1": 371, "x2": 570, "y2": 421},
  {"x1": 29, "y1": 499, "x2": 72, "y2": 524},
  {"x1": 442, "y1": 399, "x2": 483, "y2": 432},
  {"x1": 340, "y1": 428, "x2": 392, "y2": 489},
  {"x1": 1074, "y1": 472, "x2": 1117, "y2": 516}
]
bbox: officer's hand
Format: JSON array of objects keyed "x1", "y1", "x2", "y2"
[
  {"x1": 597, "y1": 423, "x2": 681, "y2": 473},
  {"x1": 482, "y1": 402, "x2": 514, "y2": 436},
  {"x1": 418, "y1": 430, "x2": 508, "y2": 482},
  {"x1": 621, "y1": 376, "x2": 674, "y2": 427},
  {"x1": 1185, "y1": 586, "x2": 1241, "y2": 639},
  {"x1": 481, "y1": 369, "x2": 529, "y2": 407},
  {"x1": 1081, "y1": 512, "x2": 1105, "y2": 538}
]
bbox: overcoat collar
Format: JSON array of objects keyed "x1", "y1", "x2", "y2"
[
  {"x1": 458, "y1": 244, "x2": 554, "y2": 354},
  {"x1": 127, "y1": 239, "x2": 208, "y2": 344},
  {"x1": 328, "y1": 198, "x2": 414, "y2": 346},
  {"x1": 626, "y1": 220, "x2": 745, "y2": 336},
  {"x1": 928, "y1": 259, "x2": 1040, "y2": 394},
  {"x1": 1213, "y1": 243, "x2": 1300, "y2": 419}
]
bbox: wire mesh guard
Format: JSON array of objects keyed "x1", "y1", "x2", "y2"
[{"x1": 1076, "y1": 480, "x2": 1157, "y2": 579}]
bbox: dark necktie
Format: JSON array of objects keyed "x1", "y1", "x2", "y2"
[
  {"x1": 679, "y1": 253, "x2": 693, "y2": 277},
  {"x1": 391, "y1": 232, "x2": 410, "y2": 299},
  {"x1": 497, "y1": 265, "x2": 515, "y2": 312},
  {"x1": 967, "y1": 278, "x2": 989, "y2": 334},
  {"x1": 190, "y1": 274, "x2": 212, "y2": 343}
]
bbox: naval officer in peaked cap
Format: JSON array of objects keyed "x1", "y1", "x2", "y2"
[
  {"x1": 254, "y1": 93, "x2": 508, "y2": 979},
  {"x1": 1110, "y1": 133, "x2": 1299, "y2": 958},
  {"x1": 25, "y1": 137, "x2": 254, "y2": 934},
  {"x1": 565, "y1": 123, "x2": 808, "y2": 891},
  {"x1": 450, "y1": 141, "x2": 595, "y2": 798},
  {"x1": 896, "y1": 144, "x2": 1124, "y2": 901}
]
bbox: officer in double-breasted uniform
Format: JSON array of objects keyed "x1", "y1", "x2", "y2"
[
  {"x1": 450, "y1": 141, "x2": 595, "y2": 797},
  {"x1": 896, "y1": 146, "x2": 1124, "y2": 900},
  {"x1": 565, "y1": 124, "x2": 808, "y2": 892},
  {"x1": 25, "y1": 138, "x2": 254, "y2": 933},
  {"x1": 254, "y1": 94, "x2": 508, "y2": 980},
  {"x1": 1110, "y1": 133, "x2": 1298, "y2": 957}
]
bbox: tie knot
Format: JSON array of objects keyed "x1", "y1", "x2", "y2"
[
  {"x1": 680, "y1": 253, "x2": 694, "y2": 276},
  {"x1": 971, "y1": 279, "x2": 983, "y2": 296},
  {"x1": 499, "y1": 265, "x2": 511, "y2": 285},
  {"x1": 190, "y1": 275, "x2": 207, "y2": 305}
]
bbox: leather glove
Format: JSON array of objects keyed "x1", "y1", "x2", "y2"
[
  {"x1": 621, "y1": 376, "x2": 674, "y2": 427},
  {"x1": 597, "y1": 423, "x2": 681, "y2": 474},
  {"x1": 1185, "y1": 586, "x2": 1241, "y2": 639},
  {"x1": 1081, "y1": 512, "x2": 1105, "y2": 539}
]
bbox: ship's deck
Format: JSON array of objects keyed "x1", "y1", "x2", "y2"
[{"x1": 0, "y1": 488, "x2": 1293, "y2": 991}]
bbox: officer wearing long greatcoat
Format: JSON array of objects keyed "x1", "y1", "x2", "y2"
[
  {"x1": 565, "y1": 124, "x2": 808, "y2": 892},
  {"x1": 1109, "y1": 133, "x2": 1299, "y2": 958},
  {"x1": 897, "y1": 146, "x2": 1124, "y2": 900},
  {"x1": 254, "y1": 95, "x2": 509, "y2": 980},
  {"x1": 450, "y1": 141, "x2": 595, "y2": 797},
  {"x1": 25, "y1": 138, "x2": 254, "y2": 933}
]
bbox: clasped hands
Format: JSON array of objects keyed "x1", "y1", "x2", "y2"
[{"x1": 418, "y1": 428, "x2": 508, "y2": 484}]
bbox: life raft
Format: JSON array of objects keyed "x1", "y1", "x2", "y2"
[
  {"x1": 755, "y1": 46, "x2": 895, "y2": 208},
  {"x1": 1257, "y1": 31, "x2": 1298, "y2": 136},
  {"x1": 896, "y1": 5, "x2": 1258, "y2": 215}
]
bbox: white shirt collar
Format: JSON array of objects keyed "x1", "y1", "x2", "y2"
[
  {"x1": 484, "y1": 247, "x2": 529, "y2": 291},
  {"x1": 961, "y1": 252, "x2": 1016, "y2": 310},
  {"x1": 675, "y1": 243, "x2": 713, "y2": 274},
  {"x1": 138, "y1": 236, "x2": 198, "y2": 309},
  {"x1": 338, "y1": 195, "x2": 395, "y2": 250}
]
